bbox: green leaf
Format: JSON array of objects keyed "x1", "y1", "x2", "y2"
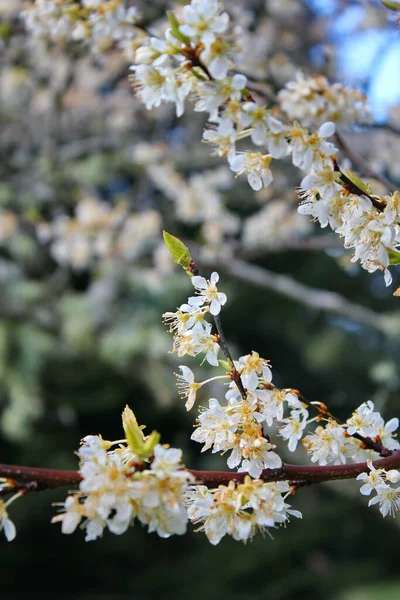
[
  {"x1": 342, "y1": 169, "x2": 372, "y2": 195},
  {"x1": 167, "y1": 11, "x2": 191, "y2": 45},
  {"x1": 163, "y1": 231, "x2": 193, "y2": 272},
  {"x1": 388, "y1": 249, "x2": 400, "y2": 265},
  {"x1": 122, "y1": 405, "x2": 160, "y2": 460},
  {"x1": 379, "y1": 0, "x2": 400, "y2": 10}
]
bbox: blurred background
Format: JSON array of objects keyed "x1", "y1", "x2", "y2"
[{"x1": 1, "y1": 0, "x2": 400, "y2": 598}]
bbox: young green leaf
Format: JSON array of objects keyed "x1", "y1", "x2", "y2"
[
  {"x1": 167, "y1": 11, "x2": 191, "y2": 45},
  {"x1": 163, "y1": 231, "x2": 193, "y2": 271},
  {"x1": 388, "y1": 250, "x2": 400, "y2": 266},
  {"x1": 379, "y1": 1, "x2": 400, "y2": 10},
  {"x1": 342, "y1": 168, "x2": 372, "y2": 195}
]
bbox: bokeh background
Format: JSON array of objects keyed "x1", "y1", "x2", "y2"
[{"x1": 1, "y1": 0, "x2": 400, "y2": 598}]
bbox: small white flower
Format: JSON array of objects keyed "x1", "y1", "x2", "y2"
[
  {"x1": 303, "y1": 421, "x2": 350, "y2": 465},
  {"x1": 180, "y1": 0, "x2": 229, "y2": 45},
  {"x1": 301, "y1": 167, "x2": 341, "y2": 203},
  {"x1": 203, "y1": 118, "x2": 236, "y2": 159},
  {"x1": 347, "y1": 401, "x2": 385, "y2": 438},
  {"x1": 198, "y1": 332, "x2": 220, "y2": 366},
  {"x1": 357, "y1": 461, "x2": 400, "y2": 498},
  {"x1": 265, "y1": 116, "x2": 290, "y2": 159},
  {"x1": 356, "y1": 461, "x2": 388, "y2": 496},
  {"x1": 229, "y1": 152, "x2": 273, "y2": 191},
  {"x1": 279, "y1": 407, "x2": 309, "y2": 452},
  {"x1": 191, "y1": 398, "x2": 240, "y2": 452},
  {"x1": 176, "y1": 366, "x2": 202, "y2": 411},
  {"x1": 191, "y1": 271, "x2": 227, "y2": 316},
  {"x1": 52, "y1": 496, "x2": 83, "y2": 535},
  {"x1": 200, "y1": 37, "x2": 234, "y2": 80},
  {"x1": 368, "y1": 484, "x2": 400, "y2": 517}
]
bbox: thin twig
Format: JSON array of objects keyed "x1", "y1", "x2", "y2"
[
  {"x1": 200, "y1": 256, "x2": 397, "y2": 337},
  {"x1": 213, "y1": 313, "x2": 247, "y2": 399},
  {"x1": 365, "y1": 122, "x2": 400, "y2": 137},
  {"x1": 188, "y1": 259, "x2": 247, "y2": 401}
]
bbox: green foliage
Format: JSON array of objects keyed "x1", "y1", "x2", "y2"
[
  {"x1": 388, "y1": 249, "x2": 400, "y2": 265},
  {"x1": 163, "y1": 231, "x2": 193, "y2": 273}
]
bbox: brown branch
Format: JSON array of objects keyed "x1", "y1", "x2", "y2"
[
  {"x1": 2, "y1": 451, "x2": 400, "y2": 491},
  {"x1": 0, "y1": 465, "x2": 81, "y2": 491},
  {"x1": 198, "y1": 255, "x2": 397, "y2": 337},
  {"x1": 365, "y1": 122, "x2": 400, "y2": 137}
]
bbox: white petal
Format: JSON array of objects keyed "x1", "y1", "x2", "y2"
[
  {"x1": 384, "y1": 268, "x2": 392, "y2": 287},
  {"x1": 191, "y1": 276, "x2": 207, "y2": 290},
  {"x1": 248, "y1": 173, "x2": 262, "y2": 191},
  {"x1": 61, "y1": 512, "x2": 82, "y2": 535},
  {"x1": 210, "y1": 272, "x2": 219, "y2": 285},
  {"x1": 3, "y1": 518, "x2": 16, "y2": 542},
  {"x1": 232, "y1": 74, "x2": 247, "y2": 89},
  {"x1": 217, "y1": 292, "x2": 227, "y2": 306},
  {"x1": 318, "y1": 121, "x2": 336, "y2": 138},
  {"x1": 206, "y1": 349, "x2": 219, "y2": 366},
  {"x1": 179, "y1": 365, "x2": 194, "y2": 383},
  {"x1": 210, "y1": 299, "x2": 221, "y2": 315},
  {"x1": 385, "y1": 418, "x2": 399, "y2": 434},
  {"x1": 229, "y1": 154, "x2": 245, "y2": 172}
]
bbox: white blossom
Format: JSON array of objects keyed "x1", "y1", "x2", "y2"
[
  {"x1": 186, "y1": 477, "x2": 301, "y2": 545},
  {"x1": 229, "y1": 152, "x2": 273, "y2": 191},
  {"x1": 202, "y1": 118, "x2": 237, "y2": 159},
  {"x1": 368, "y1": 484, "x2": 400, "y2": 517},
  {"x1": 179, "y1": 0, "x2": 230, "y2": 45},
  {"x1": 191, "y1": 398, "x2": 240, "y2": 452},
  {"x1": 190, "y1": 271, "x2": 227, "y2": 316},
  {"x1": 176, "y1": 366, "x2": 202, "y2": 411}
]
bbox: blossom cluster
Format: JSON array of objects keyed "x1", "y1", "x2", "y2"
[
  {"x1": 242, "y1": 198, "x2": 312, "y2": 251},
  {"x1": 189, "y1": 353, "x2": 310, "y2": 478},
  {"x1": 185, "y1": 477, "x2": 301, "y2": 545},
  {"x1": 299, "y1": 179, "x2": 400, "y2": 286},
  {"x1": 164, "y1": 263, "x2": 400, "y2": 525},
  {"x1": 130, "y1": 0, "x2": 400, "y2": 285},
  {"x1": 2, "y1": 263, "x2": 400, "y2": 545},
  {"x1": 163, "y1": 271, "x2": 226, "y2": 372},
  {"x1": 36, "y1": 197, "x2": 161, "y2": 268},
  {"x1": 22, "y1": 0, "x2": 141, "y2": 58},
  {"x1": 165, "y1": 270, "x2": 310, "y2": 477},
  {"x1": 135, "y1": 154, "x2": 239, "y2": 253},
  {"x1": 49, "y1": 403, "x2": 304, "y2": 546},
  {"x1": 357, "y1": 461, "x2": 400, "y2": 518},
  {"x1": 52, "y1": 408, "x2": 195, "y2": 541},
  {"x1": 278, "y1": 72, "x2": 371, "y2": 128},
  {"x1": 303, "y1": 400, "x2": 399, "y2": 465}
]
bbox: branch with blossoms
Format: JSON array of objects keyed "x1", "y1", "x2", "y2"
[
  {"x1": 1, "y1": 235, "x2": 400, "y2": 546},
  {"x1": 125, "y1": 0, "x2": 400, "y2": 288},
  {"x1": 2, "y1": 0, "x2": 400, "y2": 548}
]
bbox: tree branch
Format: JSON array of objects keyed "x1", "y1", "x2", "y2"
[
  {"x1": 2, "y1": 451, "x2": 400, "y2": 491},
  {"x1": 201, "y1": 256, "x2": 397, "y2": 337}
]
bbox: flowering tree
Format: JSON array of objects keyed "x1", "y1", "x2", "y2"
[{"x1": 1, "y1": 0, "x2": 400, "y2": 562}]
